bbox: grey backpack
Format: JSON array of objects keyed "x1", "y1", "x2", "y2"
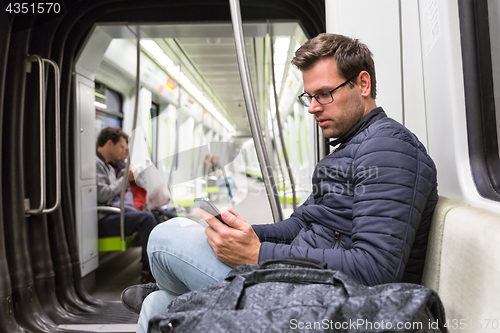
[{"x1": 149, "y1": 258, "x2": 447, "y2": 332}]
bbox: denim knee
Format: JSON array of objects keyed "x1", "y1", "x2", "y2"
[{"x1": 147, "y1": 217, "x2": 202, "y2": 255}]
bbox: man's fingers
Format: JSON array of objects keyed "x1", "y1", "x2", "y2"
[
  {"x1": 222, "y1": 208, "x2": 241, "y2": 219},
  {"x1": 196, "y1": 208, "x2": 219, "y2": 222},
  {"x1": 220, "y1": 210, "x2": 247, "y2": 229},
  {"x1": 197, "y1": 208, "x2": 227, "y2": 232},
  {"x1": 197, "y1": 207, "x2": 248, "y2": 232}
]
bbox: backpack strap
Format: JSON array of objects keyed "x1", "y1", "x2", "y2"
[
  {"x1": 213, "y1": 265, "x2": 366, "y2": 311},
  {"x1": 260, "y1": 257, "x2": 328, "y2": 270}
]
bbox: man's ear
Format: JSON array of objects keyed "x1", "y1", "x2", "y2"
[
  {"x1": 105, "y1": 139, "x2": 114, "y2": 147},
  {"x1": 357, "y1": 71, "x2": 372, "y2": 98}
]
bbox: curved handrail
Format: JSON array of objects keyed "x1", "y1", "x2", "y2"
[
  {"x1": 97, "y1": 206, "x2": 121, "y2": 214},
  {"x1": 42, "y1": 59, "x2": 61, "y2": 214},
  {"x1": 229, "y1": 0, "x2": 283, "y2": 222}
]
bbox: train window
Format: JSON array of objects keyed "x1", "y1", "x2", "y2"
[
  {"x1": 94, "y1": 81, "x2": 124, "y2": 133},
  {"x1": 459, "y1": 0, "x2": 500, "y2": 201},
  {"x1": 75, "y1": 22, "x2": 314, "y2": 226}
]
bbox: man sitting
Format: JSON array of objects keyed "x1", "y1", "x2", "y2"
[
  {"x1": 124, "y1": 33, "x2": 438, "y2": 332},
  {"x1": 96, "y1": 126, "x2": 158, "y2": 282}
]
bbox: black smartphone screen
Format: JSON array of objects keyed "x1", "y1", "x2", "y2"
[{"x1": 194, "y1": 198, "x2": 227, "y2": 225}]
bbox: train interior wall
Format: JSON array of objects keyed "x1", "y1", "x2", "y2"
[{"x1": 327, "y1": 0, "x2": 500, "y2": 214}]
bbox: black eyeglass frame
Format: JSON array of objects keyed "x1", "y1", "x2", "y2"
[{"x1": 298, "y1": 74, "x2": 359, "y2": 107}]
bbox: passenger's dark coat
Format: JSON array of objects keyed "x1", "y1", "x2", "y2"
[{"x1": 252, "y1": 107, "x2": 438, "y2": 286}]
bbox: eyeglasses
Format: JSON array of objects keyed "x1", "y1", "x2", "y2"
[{"x1": 298, "y1": 74, "x2": 358, "y2": 107}]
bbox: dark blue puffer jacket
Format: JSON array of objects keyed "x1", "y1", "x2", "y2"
[{"x1": 252, "y1": 107, "x2": 438, "y2": 286}]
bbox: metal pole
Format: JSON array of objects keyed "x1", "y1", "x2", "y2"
[
  {"x1": 120, "y1": 27, "x2": 141, "y2": 245},
  {"x1": 313, "y1": 122, "x2": 320, "y2": 164},
  {"x1": 229, "y1": 0, "x2": 283, "y2": 222},
  {"x1": 268, "y1": 98, "x2": 287, "y2": 208},
  {"x1": 269, "y1": 25, "x2": 297, "y2": 211},
  {"x1": 167, "y1": 64, "x2": 182, "y2": 190}
]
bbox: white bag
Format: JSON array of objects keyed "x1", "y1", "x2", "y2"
[{"x1": 133, "y1": 159, "x2": 172, "y2": 210}]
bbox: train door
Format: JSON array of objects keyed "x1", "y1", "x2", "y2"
[{"x1": 0, "y1": 1, "x2": 325, "y2": 332}]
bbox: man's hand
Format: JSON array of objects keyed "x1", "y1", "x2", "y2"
[
  {"x1": 127, "y1": 164, "x2": 138, "y2": 182},
  {"x1": 127, "y1": 169, "x2": 135, "y2": 182},
  {"x1": 199, "y1": 208, "x2": 261, "y2": 268}
]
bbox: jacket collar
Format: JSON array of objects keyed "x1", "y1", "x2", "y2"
[
  {"x1": 328, "y1": 107, "x2": 386, "y2": 147},
  {"x1": 96, "y1": 151, "x2": 107, "y2": 164}
]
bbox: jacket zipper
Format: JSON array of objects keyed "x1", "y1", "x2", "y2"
[{"x1": 332, "y1": 231, "x2": 340, "y2": 249}]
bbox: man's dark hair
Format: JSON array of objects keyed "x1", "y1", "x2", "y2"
[
  {"x1": 291, "y1": 33, "x2": 377, "y2": 99},
  {"x1": 96, "y1": 126, "x2": 128, "y2": 148}
]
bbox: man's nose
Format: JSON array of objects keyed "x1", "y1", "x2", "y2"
[{"x1": 308, "y1": 97, "x2": 323, "y2": 114}]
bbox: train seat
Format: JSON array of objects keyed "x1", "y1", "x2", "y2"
[
  {"x1": 422, "y1": 197, "x2": 500, "y2": 332},
  {"x1": 421, "y1": 196, "x2": 467, "y2": 291},
  {"x1": 96, "y1": 206, "x2": 140, "y2": 252},
  {"x1": 98, "y1": 233, "x2": 140, "y2": 252}
]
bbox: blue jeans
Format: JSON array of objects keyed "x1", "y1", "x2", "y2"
[{"x1": 136, "y1": 217, "x2": 232, "y2": 333}]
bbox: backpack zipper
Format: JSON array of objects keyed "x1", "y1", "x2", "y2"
[{"x1": 332, "y1": 231, "x2": 340, "y2": 249}]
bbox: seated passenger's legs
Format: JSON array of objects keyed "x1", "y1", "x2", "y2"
[
  {"x1": 136, "y1": 217, "x2": 232, "y2": 332},
  {"x1": 98, "y1": 211, "x2": 157, "y2": 271},
  {"x1": 152, "y1": 208, "x2": 176, "y2": 220}
]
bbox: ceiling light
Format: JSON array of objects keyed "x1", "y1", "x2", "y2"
[
  {"x1": 140, "y1": 40, "x2": 164, "y2": 57},
  {"x1": 274, "y1": 37, "x2": 290, "y2": 52},
  {"x1": 206, "y1": 37, "x2": 221, "y2": 45},
  {"x1": 274, "y1": 52, "x2": 287, "y2": 65},
  {"x1": 156, "y1": 53, "x2": 174, "y2": 67}
]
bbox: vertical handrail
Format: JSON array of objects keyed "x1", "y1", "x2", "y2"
[
  {"x1": 269, "y1": 25, "x2": 297, "y2": 211},
  {"x1": 167, "y1": 64, "x2": 182, "y2": 190},
  {"x1": 42, "y1": 59, "x2": 61, "y2": 213},
  {"x1": 229, "y1": 0, "x2": 283, "y2": 222},
  {"x1": 25, "y1": 55, "x2": 46, "y2": 214},
  {"x1": 313, "y1": 121, "x2": 320, "y2": 164},
  {"x1": 119, "y1": 27, "x2": 141, "y2": 247},
  {"x1": 267, "y1": 94, "x2": 287, "y2": 207}
]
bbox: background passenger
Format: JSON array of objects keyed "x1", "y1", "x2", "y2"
[
  {"x1": 211, "y1": 155, "x2": 237, "y2": 198},
  {"x1": 96, "y1": 126, "x2": 158, "y2": 283}
]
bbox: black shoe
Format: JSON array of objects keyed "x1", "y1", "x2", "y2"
[{"x1": 121, "y1": 283, "x2": 160, "y2": 314}]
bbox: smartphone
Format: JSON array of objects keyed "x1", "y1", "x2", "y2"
[{"x1": 194, "y1": 198, "x2": 227, "y2": 225}]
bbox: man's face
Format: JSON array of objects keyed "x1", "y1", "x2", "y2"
[
  {"x1": 119, "y1": 143, "x2": 129, "y2": 162},
  {"x1": 302, "y1": 58, "x2": 365, "y2": 139},
  {"x1": 109, "y1": 136, "x2": 127, "y2": 161}
]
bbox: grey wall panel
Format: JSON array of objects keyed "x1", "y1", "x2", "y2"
[
  {"x1": 78, "y1": 80, "x2": 96, "y2": 180},
  {"x1": 80, "y1": 185, "x2": 98, "y2": 269}
]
